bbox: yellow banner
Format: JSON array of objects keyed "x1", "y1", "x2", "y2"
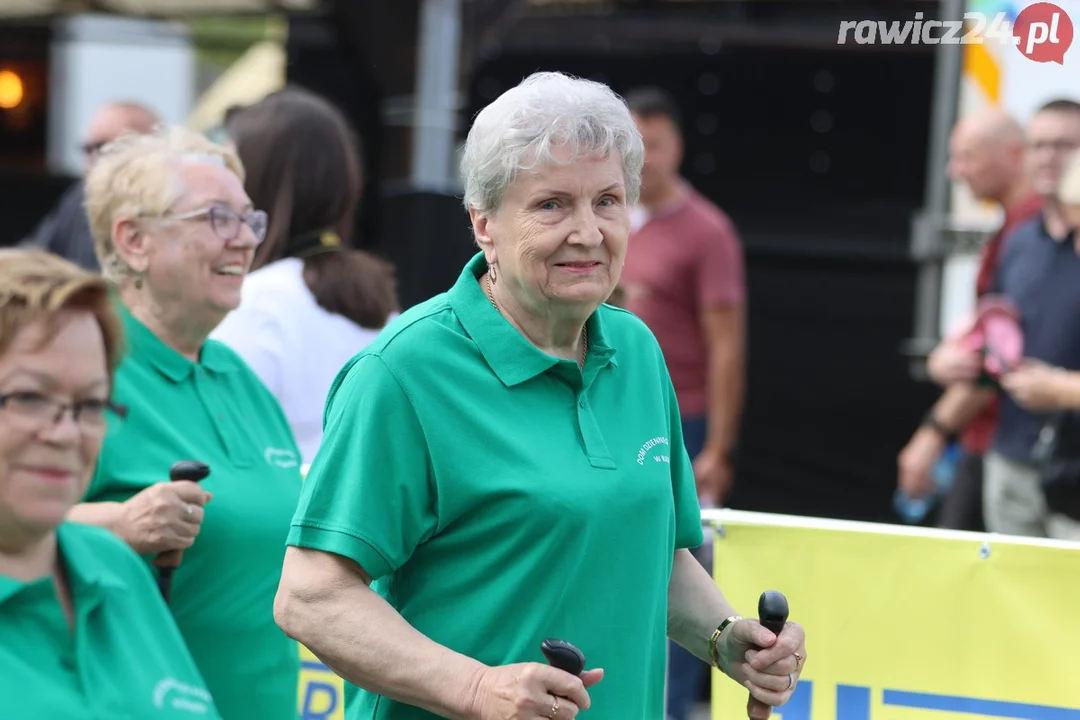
[
  {"x1": 706, "y1": 510, "x2": 1080, "y2": 720},
  {"x1": 298, "y1": 645, "x2": 344, "y2": 720}
]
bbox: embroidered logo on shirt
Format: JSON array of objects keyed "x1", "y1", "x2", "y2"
[
  {"x1": 152, "y1": 678, "x2": 213, "y2": 714},
  {"x1": 264, "y1": 447, "x2": 299, "y2": 468},
  {"x1": 636, "y1": 436, "x2": 671, "y2": 465}
]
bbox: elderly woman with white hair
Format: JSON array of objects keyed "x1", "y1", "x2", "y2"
[
  {"x1": 65, "y1": 126, "x2": 303, "y2": 720},
  {"x1": 274, "y1": 72, "x2": 807, "y2": 720}
]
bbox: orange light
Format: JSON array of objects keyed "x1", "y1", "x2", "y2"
[{"x1": 0, "y1": 69, "x2": 25, "y2": 110}]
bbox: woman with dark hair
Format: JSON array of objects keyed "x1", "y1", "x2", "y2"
[{"x1": 212, "y1": 88, "x2": 399, "y2": 465}]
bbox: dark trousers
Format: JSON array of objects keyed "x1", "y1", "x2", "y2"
[
  {"x1": 936, "y1": 448, "x2": 985, "y2": 532},
  {"x1": 667, "y1": 415, "x2": 709, "y2": 720}
]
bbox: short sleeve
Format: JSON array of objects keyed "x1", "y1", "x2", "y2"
[
  {"x1": 665, "y1": 370, "x2": 705, "y2": 550},
  {"x1": 211, "y1": 308, "x2": 285, "y2": 398},
  {"x1": 286, "y1": 354, "x2": 437, "y2": 581},
  {"x1": 697, "y1": 214, "x2": 746, "y2": 308}
]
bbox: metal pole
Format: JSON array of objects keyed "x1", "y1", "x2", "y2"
[
  {"x1": 411, "y1": 0, "x2": 463, "y2": 192},
  {"x1": 908, "y1": 0, "x2": 965, "y2": 375}
]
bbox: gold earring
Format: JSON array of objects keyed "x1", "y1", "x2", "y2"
[{"x1": 489, "y1": 264, "x2": 497, "y2": 283}]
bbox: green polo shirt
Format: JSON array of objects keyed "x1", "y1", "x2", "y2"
[
  {"x1": 289, "y1": 252, "x2": 704, "y2": 719},
  {"x1": 85, "y1": 304, "x2": 302, "y2": 720},
  {"x1": 0, "y1": 522, "x2": 222, "y2": 719}
]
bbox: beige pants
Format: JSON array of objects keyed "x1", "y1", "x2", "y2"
[{"x1": 983, "y1": 452, "x2": 1080, "y2": 541}]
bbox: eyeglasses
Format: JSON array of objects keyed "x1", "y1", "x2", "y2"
[
  {"x1": 0, "y1": 391, "x2": 127, "y2": 438},
  {"x1": 155, "y1": 204, "x2": 268, "y2": 245},
  {"x1": 1028, "y1": 139, "x2": 1080, "y2": 154},
  {"x1": 81, "y1": 140, "x2": 107, "y2": 158}
]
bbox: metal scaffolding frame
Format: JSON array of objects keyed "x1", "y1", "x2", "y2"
[
  {"x1": 411, "y1": 0, "x2": 463, "y2": 193},
  {"x1": 903, "y1": 0, "x2": 968, "y2": 376}
]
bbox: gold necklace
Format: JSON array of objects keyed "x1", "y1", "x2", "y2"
[{"x1": 486, "y1": 273, "x2": 587, "y2": 366}]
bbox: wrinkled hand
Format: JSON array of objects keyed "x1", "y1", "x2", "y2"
[
  {"x1": 117, "y1": 481, "x2": 212, "y2": 555},
  {"x1": 926, "y1": 338, "x2": 982, "y2": 385},
  {"x1": 717, "y1": 617, "x2": 806, "y2": 718},
  {"x1": 1001, "y1": 360, "x2": 1069, "y2": 412},
  {"x1": 693, "y1": 448, "x2": 733, "y2": 507},
  {"x1": 897, "y1": 426, "x2": 947, "y2": 499},
  {"x1": 470, "y1": 663, "x2": 603, "y2": 719}
]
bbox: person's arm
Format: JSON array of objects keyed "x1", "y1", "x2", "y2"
[
  {"x1": 67, "y1": 485, "x2": 210, "y2": 555},
  {"x1": 1059, "y1": 374, "x2": 1080, "y2": 407},
  {"x1": 67, "y1": 420, "x2": 211, "y2": 554},
  {"x1": 929, "y1": 381, "x2": 995, "y2": 435},
  {"x1": 667, "y1": 548, "x2": 806, "y2": 711},
  {"x1": 661, "y1": 354, "x2": 805, "y2": 709},
  {"x1": 700, "y1": 303, "x2": 745, "y2": 467},
  {"x1": 667, "y1": 547, "x2": 739, "y2": 661},
  {"x1": 67, "y1": 501, "x2": 127, "y2": 532},
  {"x1": 898, "y1": 382, "x2": 995, "y2": 497},
  {"x1": 694, "y1": 212, "x2": 748, "y2": 502},
  {"x1": 275, "y1": 548, "x2": 485, "y2": 719},
  {"x1": 277, "y1": 354, "x2": 597, "y2": 718},
  {"x1": 1001, "y1": 363, "x2": 1080, "y2": 411},
  {"x1": 275, "y1": 354, "x2": 484, "y2": 717}
]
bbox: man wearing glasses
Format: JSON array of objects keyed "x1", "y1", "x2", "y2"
[
  {"x1": 66, "y1": 125, "x2": 302, "y2": 720},
  {"x1": 20, "y1": 101, "x2": 160, "y2": 272},
  {"x1": 919, "y1": 98, "x2": 1080, "y2": 540}
]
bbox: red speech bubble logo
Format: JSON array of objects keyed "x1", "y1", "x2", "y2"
[{"x1": 1013, "y1": 2, "x2": 1074, "y2": 64}]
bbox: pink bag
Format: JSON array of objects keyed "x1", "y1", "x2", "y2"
[{"x1": 960, "y1": 295, "x2": 1024, "y2": 378}]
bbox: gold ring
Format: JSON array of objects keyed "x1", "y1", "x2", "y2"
[
  {"x1": 793, "y1": 651, "x2": 804, "y2": 669},
  {"x1": 549, "y1": 696, "x2": 560, "y2": 717}
]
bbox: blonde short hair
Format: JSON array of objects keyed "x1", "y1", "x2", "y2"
[
  {"x1": 84, "y1": 125, "x2": 245, "y2": 282},
  {"x1": 0, "y1": 249, "x2": 125, "y2": 374},
  {"x1": 1060, "y1": 151, "x2": 1080, "y2": 206}
]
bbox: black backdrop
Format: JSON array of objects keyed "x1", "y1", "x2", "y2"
[
  {"x1": 0, "y1": 8, "x2": 946, "y2": 525},
  {"x1": 465, "y1": 47, "x2": 942, "y2": 523}
]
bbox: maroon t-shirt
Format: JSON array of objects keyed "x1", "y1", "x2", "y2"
[
  {"x1": 961, "y1": 193, "x2": 1043, "y2": 455},
  {"x1": 620, "y1": 187, "x2": 746, "y2": 417}
]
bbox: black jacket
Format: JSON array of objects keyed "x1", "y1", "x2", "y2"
[{"x1": 19, "y1": 181, "x2": 100, "y2": 272}]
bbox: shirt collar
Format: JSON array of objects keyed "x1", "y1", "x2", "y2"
[
  {"x1": 1004, "y1": 194, "x2": 1043, "y2": 226},
  {"x1": 0, "y1": 524, "x2": 128, "y2": 608},
  {"x1": 118, "y1": 301, "x2": 237, "y2": 382},
  {"x1": 448, "y1": 252, "x2": 618, "y2": 388}
]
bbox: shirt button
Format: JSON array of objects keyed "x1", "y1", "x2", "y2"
[{"x1": 579, "y1": 399, "x2": 587, "y2": 408}]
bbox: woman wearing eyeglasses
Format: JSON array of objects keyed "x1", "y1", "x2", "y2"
[
  {"x1": 0, "y1": 249, "x2": 222, "y2": 719},
  {"x1": 65, "y1": 126, "x2": 303, "y2": 720}
]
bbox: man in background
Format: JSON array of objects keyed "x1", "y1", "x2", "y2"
[
  {"x1": 897, "y1": 107, "x2": 1039, "y2": 530},
  {"x1": 618, "y1": 86, "x2": 747, "y2": 720},
  {"x1": 20, "y1": 101, "x2": 160, "y2": 271},
  {"x1": 909, "y1": 98, "x2": 1080, "y2": 540}
]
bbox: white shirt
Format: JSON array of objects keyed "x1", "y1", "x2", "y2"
[{"x1": 211, "y1": 257, "x2": 388, "y2": 465}]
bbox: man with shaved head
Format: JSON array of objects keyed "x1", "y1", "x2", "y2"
[
  {"x1": 20, "y1": 100, "x2": 160, "y2": 271},
  {"x1": 897, "y1": 106, "x2": 1040, "y2": 531}
]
